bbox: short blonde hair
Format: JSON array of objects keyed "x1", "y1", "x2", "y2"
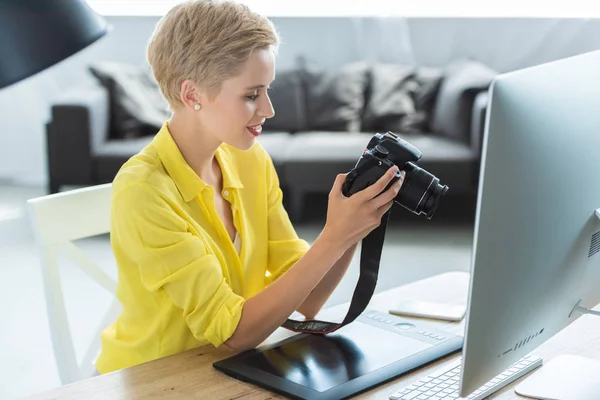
[{"x1": 147, "y1": 0, "x2": 280, "y2": 108}]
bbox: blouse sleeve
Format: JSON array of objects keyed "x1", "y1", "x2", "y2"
[
  {"x1": 260, "y1": 148, "x2": 310, "y2": 286},
  {"x1": 111, "y1": 183, "x2": 245, "y2": 347}
]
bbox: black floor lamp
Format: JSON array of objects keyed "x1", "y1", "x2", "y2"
[{"x1": 0, "y1": 0, "x2": 110, "y2": 89}]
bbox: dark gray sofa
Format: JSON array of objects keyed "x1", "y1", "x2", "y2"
[{"x1": 45, "y1": 59, "x2": 494, "y2": 221}]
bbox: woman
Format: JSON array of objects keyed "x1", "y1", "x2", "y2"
[{"x1": 95, "y1": 0, "x2": 405, "y2": 374}]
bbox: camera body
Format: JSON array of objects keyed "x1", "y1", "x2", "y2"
[{"x1": 342, "y1": 132, "x2": 449, "y2": 219}]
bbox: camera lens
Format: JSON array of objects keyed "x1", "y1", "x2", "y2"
[
  {"x1": 395, "y1": 163, "x2": 449, "y2": 219},
  {"x1": 422, "y1": 178, "x2": 449, "y2": 218}
]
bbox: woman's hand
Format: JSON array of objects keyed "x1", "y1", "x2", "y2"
[{"x1": 321, "y1": 166, "x2": 406, "y2": 253}]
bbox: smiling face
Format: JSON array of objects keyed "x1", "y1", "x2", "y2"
[
  {"x1": 146, "y1": 1, "x2": 280, "y2": 152},
  {"x1": 188, "y1": 47, "x2": 276, "y2": 151}
]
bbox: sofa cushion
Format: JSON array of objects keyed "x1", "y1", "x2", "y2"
[
  {"x1": 95, "y1": 132, "x2": 293, "y2": 163},
  {"x1": 300, "y1": 61, "x2": 369, "y2": 132},
  {"x1": 400, "y1": 134, "x2": 477, "y2": 162},
  {"x1": 89, "y1": 62, "x2": 170, "y2": 140},
  {"x1": 281, "y1": 131, "x2": 477, "y2": 195},
  {"x1": 283, "y1": 131, "x2": 475, "y2": 162},
  {"x1": 283, "y1": 131, "x2": 371, "y2": 162},
  {"x1": 431, "y1": 59, "x2": 496, "y2": 143},
  {"x1": 255, "y1": 132, "x2": 292, "y2": 163},
  {"x1": 262, "y1": 70, "x2": 306, "y2": 133},
  {"x1": 362, "y1": 64, "x2": 443, "y2": 134}
]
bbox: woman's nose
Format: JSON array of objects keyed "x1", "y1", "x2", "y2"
[{"x1": 259, "y1": 95, "x2": 275, "y2": 119}]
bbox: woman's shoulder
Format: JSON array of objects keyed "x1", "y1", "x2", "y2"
[{"x1": 111, "y1": 147, "x2": 174, "y2": 201}]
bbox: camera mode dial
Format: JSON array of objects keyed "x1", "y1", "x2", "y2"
[{"x1": 372, "y1": 145, "x2": 389, "y2": 159}]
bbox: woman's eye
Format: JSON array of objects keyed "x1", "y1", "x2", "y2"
[{"x1": 246, "y1": 86, "x2": 271, "y2": 101}]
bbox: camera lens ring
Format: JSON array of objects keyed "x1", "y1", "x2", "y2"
[{"x1": 415, "y1": 177, "x2": 435, "y2": 212}]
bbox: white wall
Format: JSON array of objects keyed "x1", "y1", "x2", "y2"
[
  {"x1": 1, "y1": 16, "x2": 600, "y2": 186},
  {"x1": 86, "y1": 0, "x2": 600, "y2": 18}
]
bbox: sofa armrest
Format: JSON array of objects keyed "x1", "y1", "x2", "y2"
[
  {"x1": 46, "y1": 85, "x2": 109, "y2": 192},
  {"x1": 470, "y1": 91, "x2": 488, "y2": 156}
]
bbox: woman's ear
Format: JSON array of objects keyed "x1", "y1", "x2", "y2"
[{"x1": 179, "y1": 79, "x2": 202, "y2": 111}]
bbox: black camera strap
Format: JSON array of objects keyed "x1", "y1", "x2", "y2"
[{"x1": 281, "y1": 209, "x2": 390, "y2": 334}]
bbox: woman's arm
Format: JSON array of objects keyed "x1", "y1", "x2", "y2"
[
  {"x1": 224, "y1": 168, "x2": 402, "y2": 352},
  {"x1": 296, "y1": 243, "x2": 358, "y2": 319},
  {"x1": 224, "y1": 231, "x2": 346, "y2": 352}
]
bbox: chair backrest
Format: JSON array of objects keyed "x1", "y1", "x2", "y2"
[{"x1": 27, "y1": 183, "x2": 120, "y2": 384}]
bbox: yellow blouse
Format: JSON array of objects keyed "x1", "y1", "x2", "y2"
[{"x1": 95, "y1": 122, "x2": 310, "y2": 374}]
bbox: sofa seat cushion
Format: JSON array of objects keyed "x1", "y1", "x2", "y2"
[
  {"x1": 95, "y1": 131, "x2": 293, "y2": 163},
  {"x1": 283, "y1": 131, "x2": 372, "y2": 162},
  {"x1": 282, "y1": 131, "x2": 476, "y2": 162},
  {"x1": 255, "y1": 132, "x2": 292, "y2": 164},
  {"x1": 281, "y1": 131, "x2": 478, "y2": 194},
  {"x1": 400, "y1": 134, "x2": 477, "y2": 162}
]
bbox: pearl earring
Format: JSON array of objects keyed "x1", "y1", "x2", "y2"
[{"x1": 194, "y1": 104, "x2": 201, "y2": 111}]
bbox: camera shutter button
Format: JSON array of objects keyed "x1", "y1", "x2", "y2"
[{"x1": 372, "y1": 145, "x2": 389, "y2": 159}]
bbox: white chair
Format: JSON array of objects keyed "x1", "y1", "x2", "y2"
[{"x1": 27, "y1": 183, "x2": 121, "y2": 384}]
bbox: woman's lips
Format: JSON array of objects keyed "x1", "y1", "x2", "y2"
[{"x1": 247, "y1": 124, "x2": 262, "y2": 136}]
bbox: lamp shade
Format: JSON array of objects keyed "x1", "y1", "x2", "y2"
[{"x1": 0, "y1": 0, "x2": 109, "y2": 89}]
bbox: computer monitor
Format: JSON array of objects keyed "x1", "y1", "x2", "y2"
[{"x1": 459, "y1": 49, "x2": 600, "y2": 397}]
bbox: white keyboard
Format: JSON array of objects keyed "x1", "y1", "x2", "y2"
[{"x1": 388, "y1": 354, "x2": 543, "y2": 400}]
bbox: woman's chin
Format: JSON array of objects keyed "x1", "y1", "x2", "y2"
[{"x1": 225, "y1": 137, "x2": 256, "y2": 151}]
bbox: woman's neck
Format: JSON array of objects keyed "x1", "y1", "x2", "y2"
[{"x1": 167, "y1": 111, "x2": 222, "y2": 185}]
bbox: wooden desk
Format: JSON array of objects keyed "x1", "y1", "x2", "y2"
[{"x1": 26, "y1": 272, "x2": 600, "y2": 400}]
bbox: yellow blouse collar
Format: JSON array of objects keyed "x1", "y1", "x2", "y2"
[{"x1": 154, "y1": 122, "x2": 243, "y2": 202}]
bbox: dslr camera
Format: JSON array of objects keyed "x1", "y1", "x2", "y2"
[{"x1": 342, "y1": 131, "x2": 449, "y2": 219}]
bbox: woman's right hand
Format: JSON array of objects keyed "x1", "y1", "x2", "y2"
[{"x1": 322, "y1": 166, "x2": 406, "y2": 252}]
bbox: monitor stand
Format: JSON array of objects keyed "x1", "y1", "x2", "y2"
[
  {"x1": 515, "y1": 292, "x2": 600, "y2": 400},
  {"x1": 514, "y1": 354, "x2": 600, "y2": 400}
]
